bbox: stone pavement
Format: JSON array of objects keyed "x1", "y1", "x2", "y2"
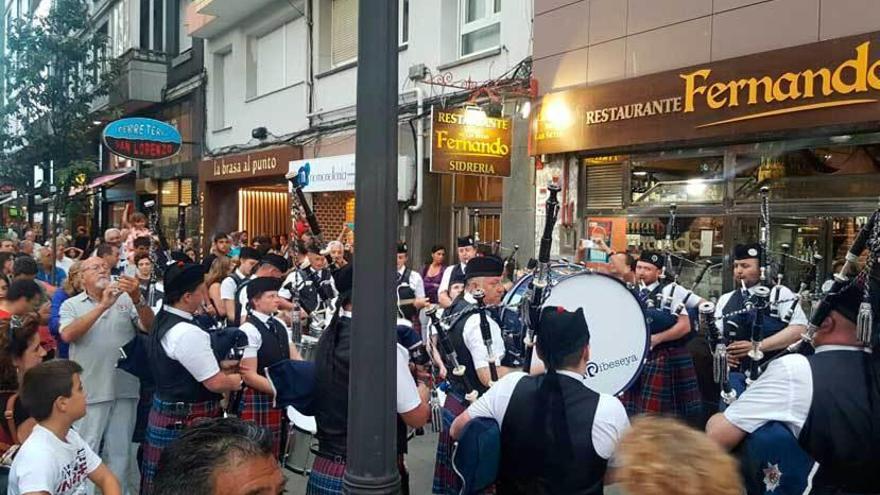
[{"x1": 283, "y1": 428, "x2": 622, "y2": 494}]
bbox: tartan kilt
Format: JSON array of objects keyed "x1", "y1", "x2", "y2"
[
  {"x1": 306, "y1": 455, "x2": 347, "y2": 495},
  {"x1": 620, "y1": 345, "x2": 702, "y2": 423},
  {"x1": 140, "y1": 397, "x2": 222, "y2": 495},
  {"x1": 433, "y1": 392, "x2": 468, "y2": 495},
  {"x1": 239, "y1": 387, "x2": 284, "y2": 458}
]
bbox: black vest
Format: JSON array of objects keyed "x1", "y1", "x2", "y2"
[
  {"x1": 447, "y1": 297, "x2": 489, "y2": 397},
  {"x1": 498, "y1": 374, "x2": 606, "y2": 495},
  {"x1": 450, "y1": 264, "x2": 465, "y2": 286},
  {"x1": 798, "y1": 350, "x2": 880, "y2": 493},
  {"x1": 226, "y1": 272, "x2": 249, "y2": 326},
  {"x1": 249, "y1": 315, "x2": 291, "y2": 376},
  {"x1": 722, "y1": 287, "x2": 788, "y2": 371},
  {"x1": 148, "y1": 309, "x2": 221, "y2": 403},
  {"x1": 298, "y1": 268, "x2": 332, "y2": 314},
  {"x1": 313, "y1": 316, "x2": 408, "y2": 457}
]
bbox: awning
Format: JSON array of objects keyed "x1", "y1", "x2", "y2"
[
  {"x1": 89, "y1": 168, "x2": 135, "y2": 189},
  {"x1": 68, "y1": 168, "x2": 136, "y2": 197}
]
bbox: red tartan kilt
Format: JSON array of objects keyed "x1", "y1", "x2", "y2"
[{"x1": 239, "y1": 387, "x2": 284, "y2": 457}]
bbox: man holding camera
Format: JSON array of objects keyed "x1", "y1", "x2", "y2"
[{"x1": 59, "y1": 257, "x2": 155, "y2": 494}]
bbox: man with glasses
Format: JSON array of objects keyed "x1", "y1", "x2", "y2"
[{"x1": 59, "y1": 257, "x2": 155, "y2": 494}]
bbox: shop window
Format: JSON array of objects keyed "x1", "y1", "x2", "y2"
[
  {"x1": 212, "y1": 49, "x2": 232, "y2": 130},
  {"x1": 159, "y1": 178, "x2": 193, "y2": 238},
  {"x1": 630, "y1": 155, "x2": 724, "y2": 205},
  {"x1": 733, "y1": 214, "x2": 872, "y2": 290},
  {"x1": 459, "y1": 0, "x2": 501, "y2": 58},
  {"x1": 733, "y1": 136, "x2": 880, "y2": 202},
  {"x1": 178, "y1": 0, "x2": 192, "y2": 54},
  {"x1": 626, "y1": 215, "x2": 726, "y2": 300}
]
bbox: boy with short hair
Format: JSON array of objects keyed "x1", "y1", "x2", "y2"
[{"x1": 9, "y1": 360, "x2": 121, "y2": 495}]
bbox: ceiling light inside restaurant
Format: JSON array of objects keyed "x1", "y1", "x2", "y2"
[{"x1": 686, "y1": 178, "x2": 707, "y2": 196}]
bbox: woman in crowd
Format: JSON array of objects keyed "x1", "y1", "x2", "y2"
[
  {"x1": 48, "y1": 261, "x2": 83, "y2": 360},
  {"x1": 206, "y1": 256, "x2": 234, "y2": 321},
  {"x1": 0, "y1": 274, "x2": 8, "y2": 300},
  {"x1": 614, "y1": 415, "x2": 742, "y2": 495},
  {"x1": 0, "y1": 313, "x2": 48, "y2": 448},
  {"x1": 421, "y1": 245, "x2": 447, "y2": 305},
  {"x1": 0, "y1": 253, "x2": 13, "y2": 278}
]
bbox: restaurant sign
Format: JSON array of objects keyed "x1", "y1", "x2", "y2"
[
  {"x1": 102, "y1": 118, "x2": 182, "y2": 161},
  {"x1": 533, "y1": 31, "x2": 880, "y2": 155},
  {"x1": 200, "y1": 147, "x2": 301, "y2": 181},
  {"x1": 431, "y1": 106, "x2": 512, "y2": 177}
]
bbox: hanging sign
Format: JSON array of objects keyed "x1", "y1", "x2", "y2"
[
  {"x1": 289, "y1": 154, "x2": 357, "y2": 193},
  {"x1": 430, "y1": 106, "x2": 512, "y2": 177},
  {"x1": 102, "y1": 117, "x2": 182, "y2": 161}
]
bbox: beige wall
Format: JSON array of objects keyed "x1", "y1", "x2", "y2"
[{"x1": 533, "y1": 0, "x2": 880, "y2": 94}]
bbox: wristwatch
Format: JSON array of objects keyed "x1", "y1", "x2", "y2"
[{"x1": 133, "y1": 297, "x2": 148, "y2": 309}]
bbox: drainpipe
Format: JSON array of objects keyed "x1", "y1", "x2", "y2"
[{"x1": 403, "y1": 85, "x2": 424, "y2": 227}]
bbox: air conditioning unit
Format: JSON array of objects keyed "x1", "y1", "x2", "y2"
[{"x1": 397, "y1": 156, "x2": 415, "y2": 202}]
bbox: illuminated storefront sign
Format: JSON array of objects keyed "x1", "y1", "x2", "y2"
[
  {"x1": 431, "y1": 106, "x2": 513, "y2": 177},
  {"x1": 533, "y1": 31, "x2": 880, "y2": 155}
]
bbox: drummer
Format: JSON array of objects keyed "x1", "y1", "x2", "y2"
[{"x1": 450, "y1": 306, "x2": 629, "y2": 493}]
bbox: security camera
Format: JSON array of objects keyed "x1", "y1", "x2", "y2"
[{"x1": 252, "y1": 127, "x2": 268, "y2": 141}]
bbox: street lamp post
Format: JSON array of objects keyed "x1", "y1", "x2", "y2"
[{"x1": 343, "y1": 0, "x2": 400, "y2": 493}]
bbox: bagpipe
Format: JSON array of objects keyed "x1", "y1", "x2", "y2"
[
  {"x1": 284, "y1": 168, "x2": 336, "y2": 339},
  {"x1": 521, "y1": 182, "x2": 562, "y2": 373},
  {"x1": 117, "y1": 318, "x2": 249, "y2": 394}
]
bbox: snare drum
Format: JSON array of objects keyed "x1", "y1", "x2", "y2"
[
  {"x1": 284, "y1": 406, "x2": 317, "y2": 476},
  {"x1": 296, "y1": 335, "x2": 320, "y2": 362},
  {"x1": 538, "y1": 271, "x2": 649, "y2": 396}
]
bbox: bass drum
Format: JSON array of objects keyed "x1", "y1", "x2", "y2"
[
  {"x1": 541, "y1": 271, "x2": 649, "y2": 397},
  {"x1": 499, "y1": 264, "x2": 585, "y2": 368}
]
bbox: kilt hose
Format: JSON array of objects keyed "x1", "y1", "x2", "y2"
[
  {"x1": 140, "y1": 397, "x2": 222, "y2": 494},
  {"x1": 621, "y1": 345, "x2": 702, "y2": 425},
  {"x1": 239, "y1": 387, "x2": 285, "y2": 458},
  {"x1": 433, "y1": 391, "x2": 468, "y2": 495}
]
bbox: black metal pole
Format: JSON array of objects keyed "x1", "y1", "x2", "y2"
[{"x1": 343, "y1": 0, "x2": 399, "y2": 494}]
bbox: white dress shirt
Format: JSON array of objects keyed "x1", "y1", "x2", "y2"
[
  {"x1": 460, "y1": 291, "x2": 506, "y2": 370},
  {"x1": 723, "y1": 345, "x2": 866, "y2": 436},
  {"x1": 466, "y1": 370, "x2": 630, "y2": 460},
  {"x1": 715, "y1": 283, "x2": 808, "y2": 333},
  {"x1": 438, "y1": 262, "x2": 467, "y2": 296}
]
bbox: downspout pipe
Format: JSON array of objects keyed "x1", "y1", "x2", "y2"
[{"x1": 403, "y1": 85, "x2": 424, "y2": 227}]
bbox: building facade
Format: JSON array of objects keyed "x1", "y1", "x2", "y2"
[
  {"x1": 533, "y1": 0, "x2": 880, "y2": 297},
  {"x1": 86, "y1": 0, "x2": 206, "y2": 245},
  {"x1": 189, "y1": 0, "x2": 536, "y2": 261}
]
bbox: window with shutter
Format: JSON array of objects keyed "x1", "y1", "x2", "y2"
[
  {"x1": 331, "y1": 0, "x2": 358, "y2": 67},
  {"x1": 586, "y1": 164, "x2": 624, "y2": 210}
]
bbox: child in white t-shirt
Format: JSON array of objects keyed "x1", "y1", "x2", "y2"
[{"x1": 8, "y1": 360, "x2": 121, "y2": 495}]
